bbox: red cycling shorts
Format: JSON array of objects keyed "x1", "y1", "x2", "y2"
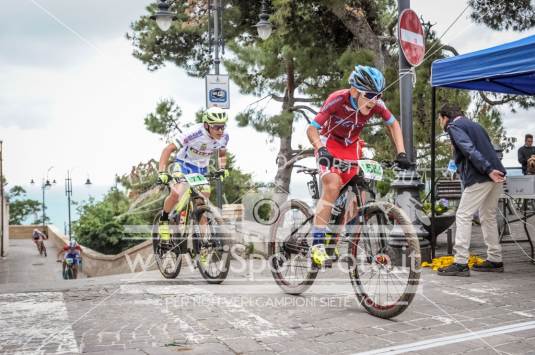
[{"x1": 316, "y1": 138, "x2": 364, "y2": 186}]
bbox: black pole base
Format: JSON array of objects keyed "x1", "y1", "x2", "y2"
[{"x1": 388, "y1": 227, "x2": 432, "y2": 266}]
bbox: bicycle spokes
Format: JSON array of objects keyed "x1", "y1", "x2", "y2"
[{"x1": 348, "y1": 202, "x2": 420, "y2": 318}]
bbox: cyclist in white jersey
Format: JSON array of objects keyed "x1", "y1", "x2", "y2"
[{"x1": 157, "y1": 107, "x2": 229, "y2": 238}]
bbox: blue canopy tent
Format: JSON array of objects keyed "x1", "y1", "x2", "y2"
[{"x1": 428, "y1": 34, "x2": 535, "y2": 258}]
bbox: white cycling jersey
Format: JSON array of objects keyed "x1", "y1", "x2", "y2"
[{"x1": 174, "y1": 123, "x2": 229, "y2": 168}]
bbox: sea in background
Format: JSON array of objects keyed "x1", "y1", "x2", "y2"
[{"x1": 23, "y1": 184, "x2": 111, "y2": 233}]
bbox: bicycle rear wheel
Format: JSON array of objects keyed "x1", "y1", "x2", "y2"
[
  {"x1": 152, "y1": 213, "x2": 182, "y2": 279},
  {"x1": 269, "y1": 199, "x2": 317, "y2": 295},
  {"x1": 347, "y1": 201, "x2": 421, "y2": 319},
  {"x1": 194, "y1": 206, "x2": 231, "y2": 284}
]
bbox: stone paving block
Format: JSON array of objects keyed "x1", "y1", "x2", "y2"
[
  {"x1": 495, "y1": 340, "x2": 535, "y2": 354},
  {"x1": 315, "y1": 330, "x2": 357, "y2": 343},
  {"x1": 183, "y1": 343, "x2": 246, "y2": 355},
  {"x1": 81, "y1": 344, "x2": 127, "y2": 353},
  {"x1": 84, "y1": 349, "x2": 147, "y2": 355},
  {"x1": 221, "y1": 337, "x2": 267, "y2": 353},
  {"x1": 462, "y1": 346, "x2": 501, "y2": 355},
  {"x1": 355, "y1": 326, "x2": 393, "y2": 337},
  {"x1": 387, "y1": 321, "x2": 427, "y2": 332},
  {"x1": 378, "y1": 331, "x2": 421, "y2": 344},
  {"x1": 432, "y1": 323, "x2": 471, "y2": 335},
  {"x1": 141, "y1": 346, "x2": 197, "y2": 355},
  {"x1": 411, "y1": 340, "x2": 488, "y2": 355},
  {"x1": 406, "y1": 326, "x2": 449, "y2": 339}
]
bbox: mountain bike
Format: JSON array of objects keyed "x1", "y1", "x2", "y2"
[
  {"x1": 37, "y1": 239, "x2": 47, "y2": 257},
  {"x1": 152, "y1": 170, "x2": 231, "y2": 283},
  {"x1": 63, "y1": 257, "x2": 76, "y2": 280},
  {"x1": 269, "y1": 159, "x2": 421, "y2": 319}
]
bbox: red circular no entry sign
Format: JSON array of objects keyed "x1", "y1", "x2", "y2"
[{"x1": 398, "y1": 9, "x2": 425, "y2": 67}]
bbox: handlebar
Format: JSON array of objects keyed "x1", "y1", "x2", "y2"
[
  {"x1": 294, "y1": 164, "x2": 319, "y2": 175},
  {"x1": 299, "y1": 159, "x2": 415, "y2": 173},
  {"x1": 159, "y1": 170, "x2": 226, "y2": 186}
]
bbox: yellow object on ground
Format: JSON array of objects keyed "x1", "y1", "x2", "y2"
[{"x1": 421, "y1": 255, "x2": 485, "y2": 271}]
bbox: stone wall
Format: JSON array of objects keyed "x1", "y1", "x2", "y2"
[{"x1": 8, "y1": 225, "x2": 47, "y2": 240}]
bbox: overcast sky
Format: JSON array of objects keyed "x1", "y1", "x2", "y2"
[{"x1": 2, "y1": 0, "x2": 535, "y2": 189}]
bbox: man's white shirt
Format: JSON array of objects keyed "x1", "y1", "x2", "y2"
[{"x1": 174, "y1": 123, "x2": 229, "y2": 168}]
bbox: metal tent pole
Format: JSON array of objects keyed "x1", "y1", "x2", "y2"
[
  {"x1": 430, "y1": 86, "x2": 437, "y2": 258},
  {"x1": 0, "y1": 140, "x2": 4, "y2": 257}
]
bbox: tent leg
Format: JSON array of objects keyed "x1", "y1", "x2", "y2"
[{"x1": 430, "y1": 87, "x2": 437, "y2": 259}]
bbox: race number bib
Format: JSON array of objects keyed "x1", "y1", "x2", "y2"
[
  {"x1": 358, "y1": 160, "x2": 383, "y2": 181},
  {"x1": 184, "y1": 173, "x2": 209, "y2": 186}
]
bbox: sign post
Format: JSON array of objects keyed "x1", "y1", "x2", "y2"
[
  {"x1": 398, "y1": 9, "x2": 425, "y2": 67},
  {"x1": 390, "y1": 0, "x2": 431, "y2": 263},
  {"x1": 205, "y1": 74, "x2": 230, "y2": 109}
]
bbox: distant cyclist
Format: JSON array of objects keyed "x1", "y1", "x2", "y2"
[
  {"x1": 157, "y1": 107, "x2": 229, "y2": 240},
  {"x1": 306, "y1": 65, "x2": 411, "y2": 267},
  {"x1": 32, "y1": 228, "x2": 48, "y2": 256},
  {"x1": 56, "y1": 240, "x2": 82, "y2": 279}
]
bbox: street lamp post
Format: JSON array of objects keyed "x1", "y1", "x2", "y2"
[
  {"x1": 255, "y1": 0, "x2": 273, "y2": 40},
  {"x1": 32, "y1": 166, "x2": 55, "y2": 233},
  {"x1": 151, "y1": 0, "x2": 175, "y2": 32},
  {"x1": 65, "y1": 170, "x2": 92, "y2": 240}
]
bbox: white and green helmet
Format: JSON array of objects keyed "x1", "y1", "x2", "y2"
[{"x1": 203, "y1": 107, "x2": 228, "y2": 124}]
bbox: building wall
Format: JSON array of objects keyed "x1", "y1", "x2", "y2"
[{"x1": 1, "y1": 198, "x2": 8, "y2": 256}]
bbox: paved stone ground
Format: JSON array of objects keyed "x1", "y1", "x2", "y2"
[{"x1": 1, "y1": 221, "x2": 535, "y2": 354}]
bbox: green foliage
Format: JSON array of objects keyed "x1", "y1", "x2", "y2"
[
  {"x1": 469, "y1": 0, "x2": 535, "y2": 31},
  {"x1": 73, "y1": 188, "x2": 149, "y2": 255},
  {"x1": 359, "y1": 29, "x2": 471, "y2": 170},
  {"x1": 210, "y1": 152, "x2": 254, "y2": 205},
  {"x1": 144, "y1": 98, "x2": 185, "y2": 139},
  {"x1": 129, "y1": 0, "x2": 525, "y2": 196},
  {"x1": 472, "y1": 101, "x2": 517, "y2": 153},
  {"x1": 5, "y1": 186, "x2": 42, "y2": 225},
  {"x1": 422, "y1": 198, "x2": 450, "y2": 216}
]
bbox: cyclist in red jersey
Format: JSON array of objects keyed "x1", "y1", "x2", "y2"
[
  {"x1": 306, "y1": 65, "x2": 411, "y2": 267},
  {"x1": 56, "y1": 239, "x2": 83, "y2": 279}
]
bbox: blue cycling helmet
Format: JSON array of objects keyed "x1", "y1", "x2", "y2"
[{"x1": 348, "y1": 65, "x2": 385, "y2": 94}]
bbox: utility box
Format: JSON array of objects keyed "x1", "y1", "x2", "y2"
[{"x1": 505, "y1": 175, "x2": 535, "y2": 198}]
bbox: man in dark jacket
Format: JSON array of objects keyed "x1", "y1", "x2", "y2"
[
  {"x1": 436, "y1": 104, "x2": 506, "y2": 276},
  {"x1": 518, "y1": 134, "x2": 535, "y2": 175}
]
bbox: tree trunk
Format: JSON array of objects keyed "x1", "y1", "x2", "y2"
[
  {"x1": 274, "y1": 136, "x2": 293, "y2": 194},
  {"x1": 325, "y1": 0, "x2": 385, "y2": 69},
  {"x1": 274, "y1": 57, "x2": 297, "y2": 195}
]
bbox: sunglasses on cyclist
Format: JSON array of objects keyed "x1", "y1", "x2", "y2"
[
  {"x1": 362, "y1": 91, "x2": 382, "y2": 100},
  {"x1": 209, "y1": 124, "x2": 226, "y2": 131}
]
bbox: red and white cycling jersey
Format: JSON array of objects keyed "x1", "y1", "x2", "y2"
[
  {"x1": 311, "y1": 89, "x2": 395, "y2": 148},
  {"x1": 311, "y1": 89, "x2": 396, "y2": 184}
]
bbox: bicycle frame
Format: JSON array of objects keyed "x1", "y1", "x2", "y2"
[
  {"x1": 289, "y1": 162, "x2": 383, "y2": 249},
  {"x1": 166, "y1": 173, "x2": 220, "y2": 257}
]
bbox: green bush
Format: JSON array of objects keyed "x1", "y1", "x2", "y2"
[{"x1": 73, "y1": 188, "x2": 150, "y2": 255}]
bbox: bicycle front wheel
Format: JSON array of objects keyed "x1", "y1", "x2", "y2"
[
  {"x1": 269, "y1": 199, "x2": 317, "y2": 295},
  {"x1": 194, "y1": 206, "x2": 231, "y2": 284},
  {"x1": 64, "y1": 267, "x2": 74, "y2": 280},
  {"x1": 152, "y1": 213, "x2": 182, "y2": 279},
  {"x1": 347, "y1": 201, "x2": 421, "y2": 319}
]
